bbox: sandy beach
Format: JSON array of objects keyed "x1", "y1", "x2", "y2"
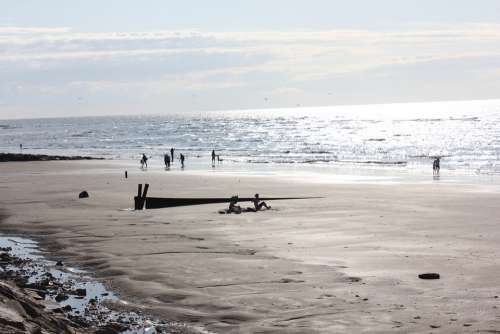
[{"x1": 1, "y1": 160, "x2": 500, "y2": 333}]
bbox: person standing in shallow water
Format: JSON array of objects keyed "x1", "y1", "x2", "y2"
[
  {"x1": 180, "y1": 153, "x2": 185, "y2": 168},
  {"x1": 433, "y1": 157, "x2": 440, "y2": 176},
  {"x1": 164, "y1": 153, "x2": 170, "y2": 168},
  {"x1": 211, "y1": 150, "x2": 216, "y2": 166},
  {"x1": 170, "y1": 148, "x2": 175, "y2": 162},
  {"x1": 141, "y1": 153, "x2": 148, "y2": 168}
]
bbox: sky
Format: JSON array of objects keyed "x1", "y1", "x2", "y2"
[{"x1": 2, "y1": 0, "x2": 500, "y2": 118}]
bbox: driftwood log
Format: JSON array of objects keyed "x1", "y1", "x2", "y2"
[{"x1": 134, "y1": 184, "x2": 321, "y2": 210}]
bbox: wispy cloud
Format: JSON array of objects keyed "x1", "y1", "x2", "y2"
[{"x1": 2, "y1": 23, "x2": 500, "y2": 117}]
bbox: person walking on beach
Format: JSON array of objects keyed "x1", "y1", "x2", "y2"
[
  {"x1": 170, "y1": 148, "x2": 175, "y2": 162},
  {"x1": 180, "y1": 153, "x2": 185, "y2": 168},
  {"x1": 164, "y1": 153, "x2": 170, "y2": 168},
  {"x1": 212, "y1": 150, "x2": 216, "y2": 166},
  {"x1": 141, "y1": 153, "x2": 148, "y2": 169}
]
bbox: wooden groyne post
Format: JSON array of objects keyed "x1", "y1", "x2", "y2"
[{"x1": 134, "y1": 183, "x2": 149, "y2": 210}]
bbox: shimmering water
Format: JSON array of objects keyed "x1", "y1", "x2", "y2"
[{"x1": 1, "y1": 99, "x2": 500, "y2": 175}]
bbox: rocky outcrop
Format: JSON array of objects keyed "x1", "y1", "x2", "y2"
[{"x1": 0, "y1": 280, "x2": 84, "y2": 334}]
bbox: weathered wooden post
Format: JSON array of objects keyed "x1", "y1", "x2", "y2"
[
  {"x1": 134, "y1": 183, "x2": 150, "y2": 210},
  {"x1": 134, "y1": 184, "x2": 143, "y2": 210},
  {"x1": 140, "y1": 184, "x2": 149, "y2": 210}
]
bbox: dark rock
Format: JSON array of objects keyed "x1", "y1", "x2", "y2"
[
  {"x1": 52, "y1": 308, "x2": 64, "y2": 314},
  {"x1": 0, "y1": 316, "x2": 26, "y2": 331},
  {"x1": 0, "y1": 153, "x2": 104, "y2": 162},
  {"x1": 74, "y1": 288, "x2": 86, "y2": 297},
  {"x1": 55, "y1": 293, "x2": 68, "y2": 302},
  {"x1": 55, "y1": 261, "x2": 63, "y2": 267},
  {"x1": 61, "y1": 305, "x2": 72, "y2": 312},
  {"x1": 78, "y1": 191, "x2": 89, "y2": 199},
  {"x1": 418, "y1": 273, "x2": 440, "y2": 280},
  {"x1": 95, "y1": 323, "x2": 129, "y2": 334}
]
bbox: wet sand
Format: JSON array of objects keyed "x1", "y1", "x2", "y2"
[{"x1": 1, "y1": 160, "x2": 500, "y2": 333}]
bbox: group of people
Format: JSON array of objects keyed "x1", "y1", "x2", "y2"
[
  {"x1": 163, "y1": 148, "x2": 185, "y2": 169},
  {"x1": 141, "y1": 149, "x2": 221, "y2": 170},
  {"x1": 228, "y1": 194, "x2": 271, "y2": 214},
  {"x1": 140, "y1": 148, "x2": 185, "y2": 169}
]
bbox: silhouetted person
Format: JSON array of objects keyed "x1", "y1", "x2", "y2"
[
  {"x1": 19, "y1": 144, "x2": 22, "y2": 151},
  {"x1": 180, "y1": 153, "x2": 185, "y2": 168},
  {"x1": 228, "y1": 196, "x2": 242, "y2": 214},
  {"x1": 253, "y1": 193, "x2": 270, "y2": 211},
  {"x1": 170, "y1": 148, "x2": 175, "y2": 162},
  {"x1": 140, "y1": 153, "x2": 148, "y2": 169},
  {"x1": 433, "y1": 158, "x2": 440, "y2": 176},
  {"x1": 164, "y1": 153, "x2": 170, "y2": 168}
]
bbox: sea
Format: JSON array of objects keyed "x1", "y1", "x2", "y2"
[{"x1": 1, "y1": 99, "x2": 500, "y2": 178}]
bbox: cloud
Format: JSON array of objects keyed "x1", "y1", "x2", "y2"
[{"x1": 3, "y1": 23, "x2": 500, "y2": 117}]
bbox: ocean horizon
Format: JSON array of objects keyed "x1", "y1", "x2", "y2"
[{"x1": 2, "y1": 99, "x2": 500, "y2": 177}]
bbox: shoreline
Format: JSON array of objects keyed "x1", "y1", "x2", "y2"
[
  {"x1": 2, "y1": 160, "x2": 500, "y2": 332},
  {"x1": 3, "y1": 150, "x2": 500, "y2": 185}
]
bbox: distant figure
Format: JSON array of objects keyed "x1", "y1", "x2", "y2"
[
  {"x1": 180, "y1": 153, "x2": 185, "y2": 168},
  {"x1": 170, "y1": 148, "x2": 175, "y2": 162},
  {"x1": 164, "y1": 153, "x2": 170, "y2": 168},
  {"x1": 252, "y1": 193, "x2": 271, "y2": 211},
  {"x1": 19, "y1": 144, "x2": 22, "y2": 151},
  {"x1": 433, "y1": 158, "x2": 440, "y2": 176},
  {"x1": 211, "y1": 150, "x2": 216, "y2": 166},
  {"x1": 228, "y1": 196, "x2": 242, "y2": 214},
  {"x1": 140, "y1": 153, "x2": 148, "y2": 169}
]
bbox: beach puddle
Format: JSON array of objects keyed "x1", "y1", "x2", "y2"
[{"x1": 0, "y1": 235, "x2": 203, "y2": 334}]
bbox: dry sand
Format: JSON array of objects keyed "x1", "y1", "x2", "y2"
[{"x1": 1, "y1": 160, "x2": 500, "y2": 333}]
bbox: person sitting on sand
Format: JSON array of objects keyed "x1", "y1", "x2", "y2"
[
  {"x1": 252, "y1": 193, "x2": 271, "y2": 211},
  {"x1": 228, "y1": 196, "x2": 242, "y2": 214}
]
